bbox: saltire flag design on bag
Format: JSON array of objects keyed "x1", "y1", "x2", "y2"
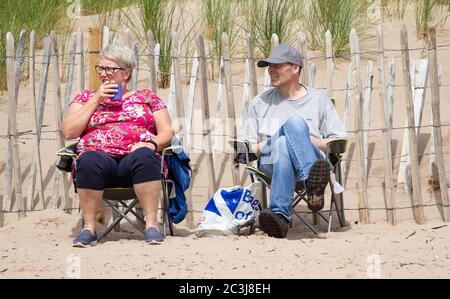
[{"x1": 196, "y1": 182, "x2": 262, "y2": 237}]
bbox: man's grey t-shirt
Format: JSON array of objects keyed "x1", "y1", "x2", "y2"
[{"x1": 243, "y1": 86, "x2": 347, "y2": 144}]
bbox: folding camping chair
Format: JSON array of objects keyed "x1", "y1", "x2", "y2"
[
  {"x1": 56, "y1": 144, "x2": 181, "y2": 241},
  {"x1": 231, "y1": 137, "x2": 347, "y2": 236}
]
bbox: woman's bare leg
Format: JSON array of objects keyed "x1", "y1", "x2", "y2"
[
  {"x1": 77, "y1": 188, "x2": 103, "y2": 234},
  {"x1": 133, "y1": 180, "x2": 161, "y2": 230}
]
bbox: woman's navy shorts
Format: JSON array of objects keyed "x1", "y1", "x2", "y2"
[{"x1": 75, "y1": 147, "x2": 162, "y2": 190}]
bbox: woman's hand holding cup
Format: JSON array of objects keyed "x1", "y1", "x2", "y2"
[{"x1": 93, "y1": 80, "x2": 119, "y2": 104}]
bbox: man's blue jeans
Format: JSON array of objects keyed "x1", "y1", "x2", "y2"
[{"x1": 258, "y1": 115, "x2": 323, "y2": 223}]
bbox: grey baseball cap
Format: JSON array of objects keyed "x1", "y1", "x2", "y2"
[{"x1": 257, "y1": 44, "x2": 303, "y2": 68}]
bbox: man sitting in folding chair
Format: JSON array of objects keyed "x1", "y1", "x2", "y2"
[
  {"x1": 62, "y1": 44, "x2": 174, "y2": 247},
  {"x1": 240, "y1": 44, "x2": 347, "y2": 238}
]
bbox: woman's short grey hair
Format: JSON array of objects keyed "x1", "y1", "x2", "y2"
[{"x1": 100, "y1": 44, "x2": 137, "y2": 70}]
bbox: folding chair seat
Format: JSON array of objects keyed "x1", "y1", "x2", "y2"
[
  {"x1": 56, "y1": 144, "x2": 181, "y2": 241},
  {"x1": 231, "y1": 138, "x2": 347, "y2": 236}
]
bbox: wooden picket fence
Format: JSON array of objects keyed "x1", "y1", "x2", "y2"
[{"x1": 1, "y1": 24, "x2": 449, "y2": 229}]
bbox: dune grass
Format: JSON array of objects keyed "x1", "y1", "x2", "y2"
[
  {"x1": 381, "y1": 0, "x2": 410, "y2": 20},
  {"x1": 123, "y1": 0, "x2": 192, "y2": 88},
  {"x1": 201, "y1": 0, "x2": 239, "y2": 80},
  {"x1": 79, "y1": 0, "x2": 138, "y2": 44},
  {"x1": 2, "y1": 0, "x2": 450, "y2": 91},
  {"x1": 301, "y1": 0, "x2": 373, "y2": 57},
  {"x1": 415, "y1": 0, "x2": 449, "y2": 38},
  {"x1": 80, "y1": 0, "x2": 138, "y2": 15},
  {"x1": 241, "y1": 0, "x2": 299, "y2": 56},
  {"x1": 0, "y1": 0, "x2": 70, "y2": 90}
]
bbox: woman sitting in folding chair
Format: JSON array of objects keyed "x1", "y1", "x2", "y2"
[
  {"x1": 243, "y1": 44, "x2": 347, "y2": 238},
  {"x1": 62, "y1": 44, "x2": 174, "y2": 247}
]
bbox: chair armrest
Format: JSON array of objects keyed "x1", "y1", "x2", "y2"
[
  {"x1": 228, "y1": 139, "x2": 250, "y2": 154},
  {"x1": 228, "y1": 138, "x2": 249, "y2": 146},
  {"x1": 162, "y1": 145, "x2": 183, "y2": 155},
  {"x1": 160, "y1": 145, "x2": 185, "y2": 176},
  {"x1": 56, "y1": 143, "x2": 78, "y2": 173},
  {"x1": 56, "y1": 143, "x2": 78, "y2": 157},
  {"x1": 228, "y1": 139, "x2": 249, "y2": 154},
  {"x1": 228, "y1": 138, "x2": 258, "y2": 165},
  {"x1": 326, "y1": 138, "x2": 347, "y2": 155}
]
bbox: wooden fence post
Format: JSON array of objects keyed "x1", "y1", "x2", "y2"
[
  {"x1": 51, "y1": 32, "x2": 70, "y2": 210},
  {"x1": 363, "y1": 60, "x2": 373, "y2": 177},
  {"x1": 427, "y1": 25, "x2": 450, "y2": 222},
  {"x1": 183, "y1": 54, "x2": 198, "y2": 229},
  {"x1": 297, "y1": 33, "x2": 308, "y2": 86},
  {"x1": 397, "y1": 59, "x2": 428, "y2": 186},
  {"x1": 212, "y1": 57, "x2": 223, "y2": 165},
  {"x1": 35, "y1": 35, "x2": 52, "y2": 210},
  {"x1": 78, "y1": 29, "x2": 85, "y2": 91},
  {"x1": 7, "y1": 31, "x2": 26, "y2": 218},
  {"x1": 350, "y1": 28, "x2": 370, "y2": 224},
  {"x1": 102, "y1": 26, "x2": 109, "y2": 50},
  {"x1": 171, "y1": 32, "x2": 186, "y2": 143},
  {"x1": 64, "y1": 32, "x2": 77, "y2": 109},
  {"x1": 341, "y1": 62, "x2": 353, "y2": 187},
  {"x1": 242, "y1": 35, "x2": 258, "y2": 184},
  {"x1": 131, "y1": 42, "x2": 140, "y2": 91},
  {"x1": 147, "y1": 31, "x2": 158, "y2": 92},
  {"x1": 124, "y1": 28, "x2": 132, "y2": 49},
  {"x1": 185, "y1": 54, "x2": 198, "y2": 153},
  {"x1": 386, "y1": 58, "x2": 395, "y2": 133},
  {"x1": 1, "y1": 32, "x2": 16, "y2": 223},
  {"x1": 400, "y1": 25, "x2": 424, "y2": 224},
  {"x1": 62, "y1": 32, "x2": 77, "y2": 211},
  {"x1": 271, "y1": 33, "x2": 279, "y2": 47},
  {"x1": 196, "y1": 33, "x2": 217, "y2": 197},
  {"x1": 222, "y1": 32, "x2": 239, "y2": 186},
  {"x1": 166, "y1": 62, "x2": 175, "y2": 117},
  {"x1": 154, "y1": 43, "x2": 160, "y2": 84},
  {"x1": 6, "y1": 31, "x2": 26, "y2": 216},
  {"x1": 326, "y1": 30, "x2": 333, "y2": 98},
  {"x1": 247, "y1": 35, "x2": 258, "y2": 100},
  {"x1": 88, "y1": 27, "x2": 101, "y2": 91},
  {"x1": 13, "y1": 30, "x2": 26, "y2": 213},
  {"x1": 241, "y1": 59, "x2": 250, "y2": 140},
  {"x1": 26, "y1": 30, "x2": 44, "y2": 212},
  {"x1": 377, "y1": 25, "x2": 396, "y2": 225},
  {"x1": 14, "y1": 31, "x2": 27, "y2": 213},
  {"x1": 429, "y1": 65, "x2": 440, "y2": 190},
  {"x1": 262, "y1": 34, "x2": 279, "y2": 92},
  {"x1": 309, "y1": 63, "x2": 316, "y2": 88}
]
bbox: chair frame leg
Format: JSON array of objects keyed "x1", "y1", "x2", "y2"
[
  {"x1": 292, "y1": 211, "x2": 320, "y2": 235},
  {"x1": 111, "y1": 201, "x2": 121, "y2": 232},
  {"x1": 161, "y1": 178, "x2": 174, "y2": 237},
  {"x1": 333, "y1": 197, "x2": 344, "y2": 227},
  {"x1": 251, "y1": 169, "x2": 344, "y2": 236},
  {"x1": 290, "y1": 189, "x2": 322, "y2": 235},
  {"x1": 98, "y1": 198, "x2": 146, "y2": 241},
  {"x1": 110, "y1": 200, "x2": 146, "y2": 232},
  {"x1": 334, "y1": 162, "x2": 346, "y2": 224},
  {"x1": 243, "y1": 148, "x2": 347, "y2": 237}
]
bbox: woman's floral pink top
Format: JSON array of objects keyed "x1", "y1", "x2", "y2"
[{"x1": 70, "y1": 88, "x2": 168, "y2": 176}]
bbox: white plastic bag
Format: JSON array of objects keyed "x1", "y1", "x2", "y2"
[{"x1": 195, "y1": 181, "x2": 262, "y2": 237}]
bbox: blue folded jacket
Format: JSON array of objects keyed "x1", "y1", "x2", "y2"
[{"x1": 166, "y1": 140, "x2": 191, "y2": 224}]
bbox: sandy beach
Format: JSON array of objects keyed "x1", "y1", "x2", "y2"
[{"x1": 1, "y1": 3, "x2": 450, "y2": 279}]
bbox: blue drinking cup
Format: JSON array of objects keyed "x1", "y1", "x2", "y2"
[{"x1": 112, "y1": 83, "x2": 122, "y2": 100}]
